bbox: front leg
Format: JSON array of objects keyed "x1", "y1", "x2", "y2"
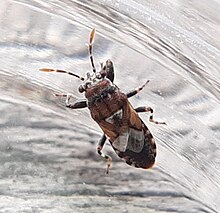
[
  {"x1": 97, "y1": 134, "x2": 112, "y2": 174},
  {"x1": 126, "y1": 80, "x2": 150, "y2": 98},
  {"x1": 135, "y1": 106, "x2": 166, "y2": 125},
  {"x1": 55, "y1": 93, "x2": 87, "y2": 109},
  {"x1": 100, "y1": 59, "x2": 115, "y2": 83}
]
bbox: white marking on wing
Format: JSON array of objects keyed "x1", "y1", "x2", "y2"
[
  {"x1": 112, "y1": 128, "x2": 145, "y2": 153},
  {"x1": 127, "y1": 128, "x2": 145, "y2": 153},
  {"x1": 112, "y1": 130, "x2": 129, "y2": 152},
  {"x1": 105, "y1": 109, "x2": 122, "y2": 124}
]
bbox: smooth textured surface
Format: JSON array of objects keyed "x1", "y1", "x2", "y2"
[{"x1": 0, "y1": 0, "x2": 219, "y2": 212}]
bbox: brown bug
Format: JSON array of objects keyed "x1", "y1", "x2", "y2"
[{"x1": 40, "y1": 29, "x2": 166, "y2": 174}]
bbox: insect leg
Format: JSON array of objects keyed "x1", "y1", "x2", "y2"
[
  {"x1": 105, "y1": 59, "x2": 115, "y2": 82},
  {"x1": 126, "y1": 80, "x2": 150, "y2": 98},
  {"x1": 97, "y1": 135, "x2": 112, "y2": 174},
  {"x1": 55, "y1": 93, "x2": 87, "y2": 109},
  {"x1": 135, "y1": 106, "x2": 166, "y2": 125}
]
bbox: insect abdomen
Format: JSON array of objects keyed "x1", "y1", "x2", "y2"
[{"x1": 114, "y1": 126, "x2": 156, "y2": 169}]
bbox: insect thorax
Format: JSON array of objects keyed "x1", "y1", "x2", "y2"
[
  {"x1": 86, "y1": 80, "x2": 127, "y2": 122},
  {"x1": 87, "y1": 84, "x2": 117, "y2": 106}
]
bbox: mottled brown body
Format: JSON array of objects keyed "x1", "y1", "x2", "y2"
[
  {"x1": 86, "y1": 79, "x2": 156, "y2": 169},
  {"x1": 39, "y1": 28, "x2": 166, "y2": 173}
]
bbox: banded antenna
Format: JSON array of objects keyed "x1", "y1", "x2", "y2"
[
  {"x1": 39, "y1": 68, "x2": 85, "y2": 81},
  {"x1": 89, "y1": 28, "x2": 96, "y2": 73}
]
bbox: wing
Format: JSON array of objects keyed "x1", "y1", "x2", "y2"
[
  {"x1": 97, "y1": 98, "x2": 156, "y2": 169},
  {"x1": 111, "y1": 120, "x2": 156, "y2": 169},
  {"x1": 112, "y1": 128, "x2": 145, "y2": 153}
]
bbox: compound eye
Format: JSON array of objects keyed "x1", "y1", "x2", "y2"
[
  {"x1": 96, "y1": 73, "x2": 102, "y2": 79},
  {"x1": 78, "y1": 84, "x2": 85, "y2": 93}
]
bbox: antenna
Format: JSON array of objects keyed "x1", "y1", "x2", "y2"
[
  {"x1": 89, "y1": 28, "x2": 96, "y2": 73},
  {"x1": 39, "y1": 68, "x2": 85, "y2": 81}
]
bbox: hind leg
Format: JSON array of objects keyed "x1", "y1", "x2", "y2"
[
  {"x1": 97, "y1": 135, "x2": 112, "y2": 174},
  {"x1": 135, "y1": 106, "x2": 166, "y2": 125}
]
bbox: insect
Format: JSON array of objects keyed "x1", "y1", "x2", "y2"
[{"x1": 40, "y1": 29, "x2": 166, "y2": 174}]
